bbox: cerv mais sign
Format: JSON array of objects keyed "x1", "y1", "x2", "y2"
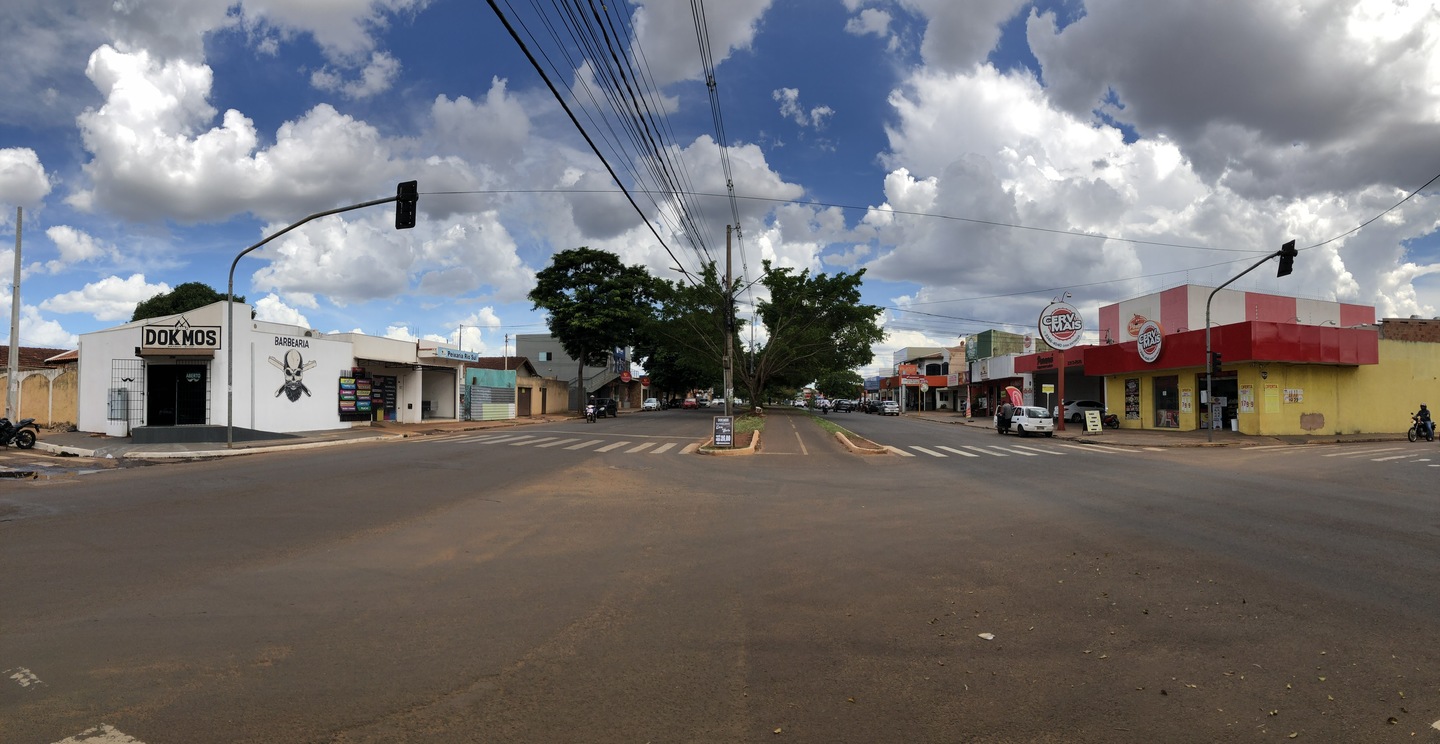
[
  {"x1": 1038, "y1": 301, "x2": 1083, "y2": 350},
  {"x1": 141, "y1": 318, "x2": 221, "y2": 350}
]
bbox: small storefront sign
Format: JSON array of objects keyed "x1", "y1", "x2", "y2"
[{"x1": 713, "y1": 416, "x2": 733, "y2": 448}]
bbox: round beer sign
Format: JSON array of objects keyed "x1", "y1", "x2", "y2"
[
  {"x1": 1136, "y1": 320, "x2": 1163, "y2": 363},
  {"x1": 1038, "y1": 301, "x2": 1084, "y2": 350},
  {"x1": 620, "y1": 371, "x2": 632, "y2": 383}
]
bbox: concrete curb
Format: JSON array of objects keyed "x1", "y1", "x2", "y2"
[
  {"x1": 834, "y1": 430, "x2": 888, "y2": 455},
  {"x1": 698, "y1": 429, "x2": 760, "y2": 456},
  {"x1": 35, "y1": 434, "x2": 401, "y2": 460}
]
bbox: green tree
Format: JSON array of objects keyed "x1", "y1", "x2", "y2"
[
  {"x1": 632, "y1": 263, "x2": 735, "y2": 398},
  {"x1": 815, "y1": 369, "x2": 864, "y2": 401},
  {"x1": 528, "y1": 247, "x2": 658, "y2": 391},
  {"x1": 131, "y1": 282, "x2": 243, "y2": 321},
  {"x1": 643, "y1": 260, "x2": 883, "y2": 405},
  {"x1": 742, "y1": 262, "x2": 884, "y2": 403}
]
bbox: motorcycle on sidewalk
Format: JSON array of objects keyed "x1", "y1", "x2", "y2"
[
  {"x1": 1408, "y1": 413, "x2": 1434, "y2": 442},
  {"x1": 0, "y1": 417, "x2": 39, "y2": 449}
]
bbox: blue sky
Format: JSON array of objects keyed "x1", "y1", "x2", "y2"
[{"x1": 2, "y1": 0, "x2": 1438, "y2": 378}]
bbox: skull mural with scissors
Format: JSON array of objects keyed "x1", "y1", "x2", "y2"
[{"x1": 268, "y1": 349, "x2": 317, "y2": 402}]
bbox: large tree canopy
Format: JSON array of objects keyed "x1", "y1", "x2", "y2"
[
  {"x1": 742, "y1": 262, "x2": 884, "y2": 402},
  {"x1": 632, "y1": 263, "x2": 735, "y2": 398},
  {"x1": 528, "y1": 247, "x2": 657, "y2": 388},
  {"x1": 131, "y1": 282, "x2": 243, "y2": 321},
  {"x1": 645, "y1": 260, "x2": 883, "y2": 404}
]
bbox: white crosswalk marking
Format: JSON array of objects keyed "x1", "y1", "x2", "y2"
[
  {"x1": 513, "y1": 436, "x2": 558, "y2": 446},
  {"x1": 910, "y1": 446, "x2": 948, "y2": 457},
  {"x1": 935, "y1": 445, "x2": 978, "y2": 457},
  {"x1": 595, "y1": 441, "x2": 631, "y2": 452},
  {"x1": 627, "y1": 442, "x2": 657, "y2": 453},
  {"x1": 992, "y1": 445, "x2": 1038, "y2": 456},
  {"x1": 478, "y1": 434, "x2": 532, "y2": 444},
  {"x1": 565, "y1": 439, "x2": 604, "y2": 450},
  {"x1": 1055, "y1": 443, "x2": 1130, "y2": 453},
  {"x1": 651, "y1": 442, "x2": 676, "y2": 454},
  {"x1": 535, "y1": 438, "x2": 580, "y2": 448},
  {"x1": 963, "y1": 445, "x2": 1004, "y2": 456},
  {"x1": 1371, "y1": 454, "x2": 1419, "y2": 462},
  {"x1": 1009, "y1": 444, "x2": 1063, "y2": 455},
  {"x1": 885, "y1": 446, "x2": 915, "y2": 457}
]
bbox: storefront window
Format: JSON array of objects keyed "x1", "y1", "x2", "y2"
[{"x1": 1153, "y1": 375, "x2": 1179, "y2": 428}]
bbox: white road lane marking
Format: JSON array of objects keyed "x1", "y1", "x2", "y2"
[
  {"x1": 6, "y1": 666, "x2": 42, "y2": 687},
  {"x1": 1324, "y1": 447, "x2": 1405, "y2": 457},
  {"x1": 595, "y1": 441, "x2": 631, "y2": 452},
  {"x1": 1055, "y1": 443, "x2": 1131, "y2": 453},
  {"x1": 53, "y1": 724, "x2": 146, "y2": 744},
  {"x1": 513, "y1": 437, "x2": 558, "y2": 446},
  {"x1": 963, "y1": 446, "x2": 1005, "y2": 456},
  {"x1": 626, "y1": 442, "x2": 657, "y2": 453},
  {"x1": 886, "y1": 446, "x2": 915, "y2": 457},
  {"x1": 535, "y1": 438, "x2": 580, "y2": 448},
  {"x1": 565, "y1": 439, "x2": 604, "y2": 450},
  {"x1": 1371, "y1": 454, "x2": 1419, "y2": 462},
  {"x1": 991, "y1": 445, "x2": 1038, "y2": 456},
  {"x1": 910, "y1": 446, "x2": 948, "y2": 457},
  {"x1": 935, "y1": 446, "x2": 979, "y2": 457},
  {"x1": 651, "y1": 442, "x2": 676, "y2": 454}
]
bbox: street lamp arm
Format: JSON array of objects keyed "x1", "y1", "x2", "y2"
[{"x1": 226, "y1": 193, "x2": 402, "y2": 448}]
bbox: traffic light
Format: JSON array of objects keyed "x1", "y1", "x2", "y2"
[
  {"x1": 1210, "y1": 351, "x2": 1223, "y2": 376},
  {"x1": 1277, "y1": 239, "x2": 1297, "y2": 277},
  {"x1": 395, "y1": 180, "x2": 418, "y2": 230}
]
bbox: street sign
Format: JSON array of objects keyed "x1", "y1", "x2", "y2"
[{"x1": 713, "y1": 416, "x2": 733, "y2": 448}]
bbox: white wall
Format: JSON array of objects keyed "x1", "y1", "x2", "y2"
[{"x1": 250, "y1": 330, "x2": 353, "y2": 432}]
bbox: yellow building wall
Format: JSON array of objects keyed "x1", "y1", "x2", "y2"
[
  {"x1": 0, "y1": 368, "x2": 79, "y2": 428},
  {"x1": 1102, "y1": 339, "x2": 1440, "y2": 436}
]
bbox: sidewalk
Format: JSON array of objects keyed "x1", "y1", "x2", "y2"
[
  {"x1": 902, "y1": 410, "x2": 1407, "y2": 448},
  {"x1": 33, "y1": 413, "x2": 584, "y2": 461}
]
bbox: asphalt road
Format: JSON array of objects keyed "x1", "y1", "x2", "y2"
[{"x1": 3, "y1": 408, "x2": 1439, "y2": 743}]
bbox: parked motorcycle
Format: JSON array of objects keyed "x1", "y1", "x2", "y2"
[
  {"x1": 1102, "y1": 412, "x2": 1120, "y2": 429},
  {"x1": 1408, "y1": 413, "x2": 1434, "y2": 442},
  {"x1": 0, "y1": 417, "x2": 39, "y2": 449}
]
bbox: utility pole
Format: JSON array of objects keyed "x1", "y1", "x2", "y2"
[
  {"x1": 6, "y1": 207, "x2": 21, "y2": 421},
  {"x1": 724, "y1": 225, "x2": 734, "y2": 418}
]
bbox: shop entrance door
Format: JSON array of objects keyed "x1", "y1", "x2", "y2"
[{"x1": 147, "y1": 364, "x2": 209, "y2": 425}]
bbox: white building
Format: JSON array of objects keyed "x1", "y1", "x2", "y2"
[{"x1": 77, "y1": 301, "x2": 430, "y2": 440}]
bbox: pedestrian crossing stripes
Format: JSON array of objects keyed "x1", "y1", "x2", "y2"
[
  {"x1": 410, "y1": 431, "x2": 695, "y2": 455},
  {"x1": 888, "y1": 441, "x2": 1149, "y2": 459}
]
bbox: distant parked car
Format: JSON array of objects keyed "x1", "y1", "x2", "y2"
[
  {"x1": 1053, "y1": 399, "x2": 1106, "y2": 423},
  {"x1": 834, "y1": 399, "x2": 855, "y2": 412},
  {"x1": 642, "y1": 398, "x2": 660, "y2": 411},
  {"x1": 682, "y1": 398, "x2": 699, "y2": 409},
  {"x1": 880, "y1": 401, "x2": 900, "y2": 416}
]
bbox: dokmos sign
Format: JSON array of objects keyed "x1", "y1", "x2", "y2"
[{"x1": 141, "y1": 318, "x2": 222, "y2": 350}]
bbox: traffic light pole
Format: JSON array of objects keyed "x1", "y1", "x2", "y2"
[
  {"x1": 1204, "y1": 243, "x2": 1293, "y2": 442},
  {"x1": 226, "y1": 184, "x2": 416, "y2": 448}
]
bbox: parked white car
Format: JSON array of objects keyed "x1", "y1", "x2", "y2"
[
  {"x1": 642, "y1": 397, "x2": 660, "y2": 411},
  {"x1": 1006, "y1": 406, "x2": 1055, "y2": 437},
  {"x1": 1053, "y1": 399, "x2": 1105, "y2": 423}
]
